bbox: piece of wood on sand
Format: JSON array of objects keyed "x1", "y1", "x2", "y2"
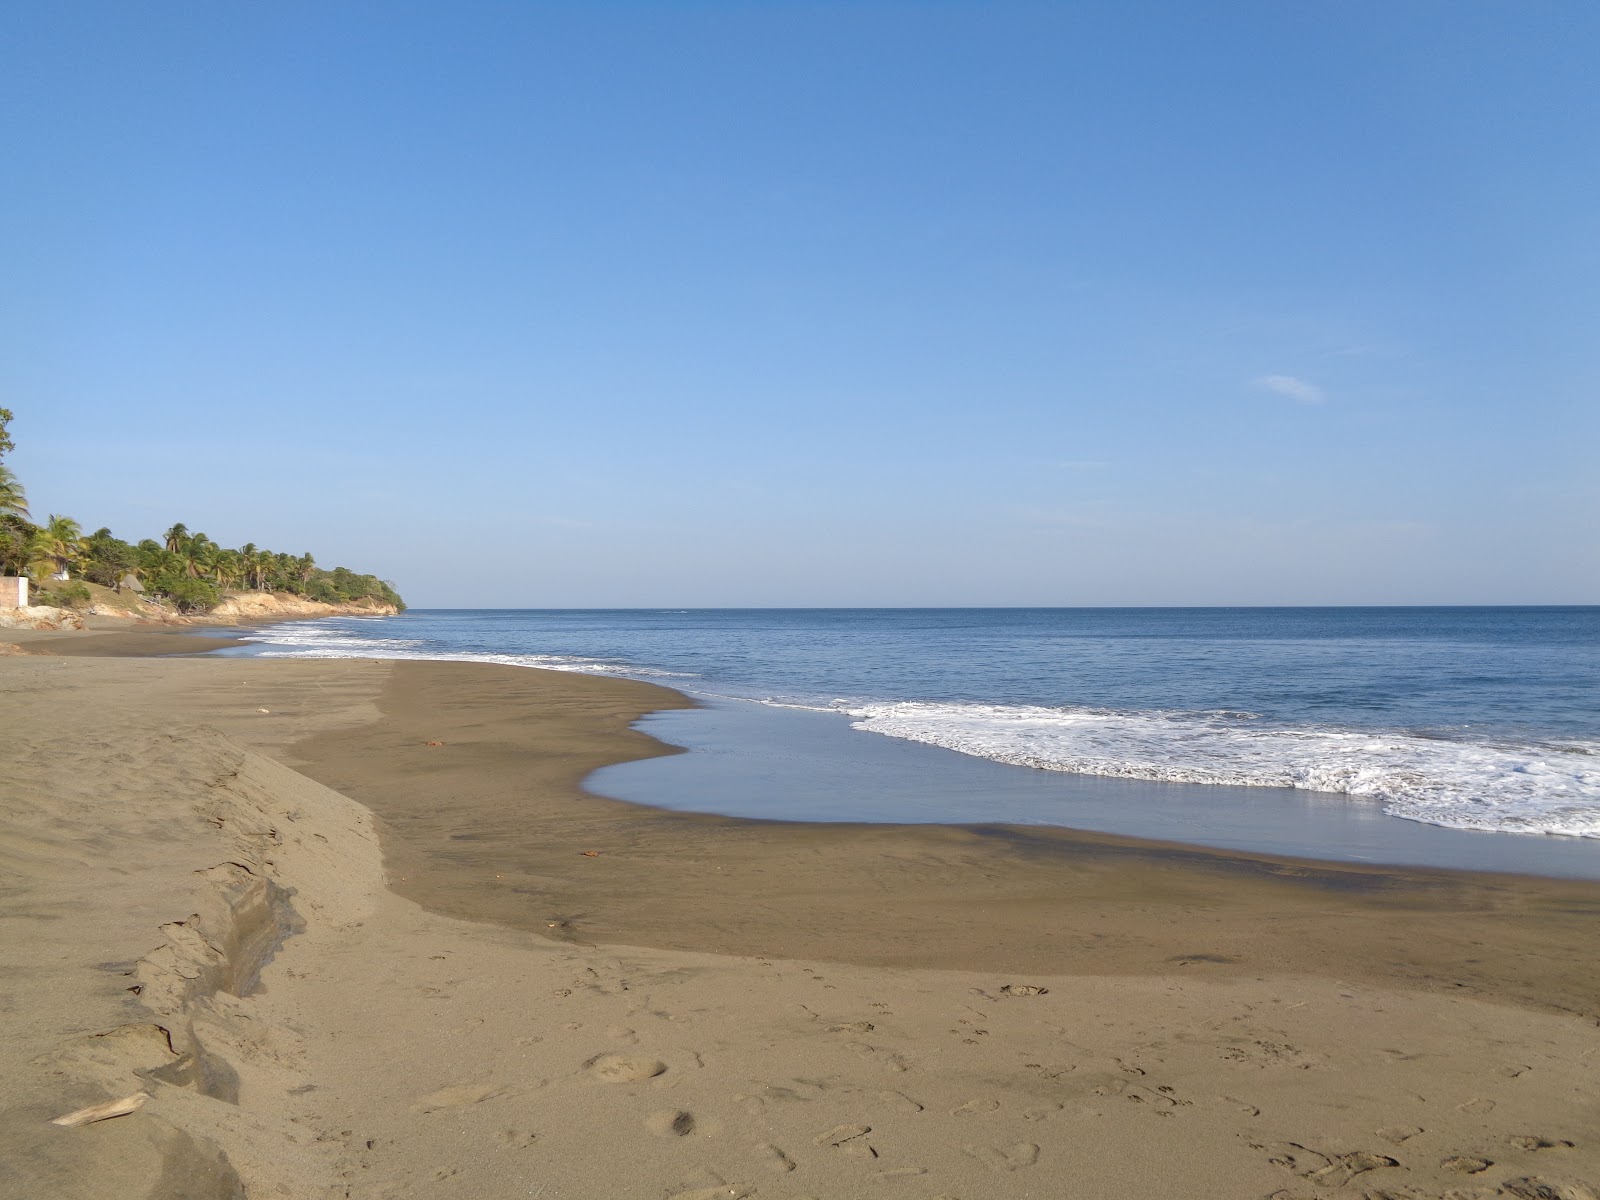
[{"x1": 50, "y1": 1092, "x2": 151, "y2": 1127}]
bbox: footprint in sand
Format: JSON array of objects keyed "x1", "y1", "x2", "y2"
[
  {"x1": 1264, "y1": 1143, "x2": 1398, "y2": 1188},
  {"x1": 1123, "y1": 1085, "x2": 1186, "y2": 1109},
  {"x1": 647, "y1": 1110, "x2": 697, "y2": 1137},
  {"x1": 1509, "y1": 1135, "x2": 1577, "y2": 1152},
  {"x1": 587, "y1": 1053, "x2": 667, "y2": 1083},
  {"x1": 1502, "y1": 1180, "x2": 1600, "y2": 1200},
  {"x1": 963, "y1": 1143, "x2": 1040, "y2": 1172},
  {"x1": 879, "y1": 1090, "x2": 925, "y2": 1113},
  {"x1": 871, "y1": 1167, "x2": 928, "y2": 1180},
  {"x1": 411, "y1": 1081, "x2": 508, "y2": 1113},
  {"x1": 1441, "y1": 1155, "x2": 1493, "y2": 1174},
  {"x1": 1375, "y1": 1126, "x2": 1424, "y2": 1145},
  {"x1": 815, "y1": 1124, "x2": 872, "y2": 1148},
  {"x1": 755, "y1": 1143, "x2": 796, "y2": 1173},
  {"x1": 668, "y1": 1168, "x2": 752, "y2": 1200},
  {"x1": 1221, "y1": 1039, "x2": 1320, "y2": 1069},
  {"x1": 495, "y1": 1129, "x2": 537, "y2": 1149},
  {"x1": 951, "y1": 1099, "x2": 1000, "y2": 1117}
]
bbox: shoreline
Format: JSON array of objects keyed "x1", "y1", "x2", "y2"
[
  {"x1": 9, "y1": 615, "x2": 1598, "y2": 885},
  {"x1": 595, "y1": 697, "x2": 1600, "y2": 881},
  {"x1": 283, "y1": 658, "x2": 1600, "y2": 1016},
  {"x1": 3, "y1": 648, "x2": 1598, "y2": 1197},
  {"x1": 0, "y1": 603, "x2": 391, "y2": 657}
]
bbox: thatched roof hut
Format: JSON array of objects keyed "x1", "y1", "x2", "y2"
[{"x1": 118, "y1": 573, "x2": 144, "y2": 594}]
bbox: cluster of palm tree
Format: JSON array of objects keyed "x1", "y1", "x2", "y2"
[
  {"x1": 147, "y1": 523, "x2": 319, "y2": 593},
  {"x1": 15, "y1": 518, "x2": 405, "y2": 613},
  {"x1": 0, "y1": 409, "x2": 403, "y2": 613},
  {"x1": 66, "y1": 523, "x2": 403, "y2": 612}
]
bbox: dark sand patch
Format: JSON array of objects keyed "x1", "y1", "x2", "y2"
[{"x1": 283, "y1": 659, "x2": 1600, "y2": 1018}]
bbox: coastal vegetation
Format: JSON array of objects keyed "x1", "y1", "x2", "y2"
[{"x1": 0, "y1": 409, "x2": 404, "y2": 613}]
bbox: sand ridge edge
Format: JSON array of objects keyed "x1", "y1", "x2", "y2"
[{"x1": 1, "y1": 657, "x2": 388, "y2": 1198}]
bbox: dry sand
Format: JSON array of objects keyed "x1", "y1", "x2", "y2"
[{"x1": 2, "y1": 642, "x2": 1597, "y2": 1200}]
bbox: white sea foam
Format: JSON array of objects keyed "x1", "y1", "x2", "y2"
[
  {"x1": 240, "y1": 622, "x2": 700, "y2": 679},
  {"x1": 838, "y1": 700, "x2": 1600, "y2": 838},
  {"x1": 242, "y1": 620, "x2": 1598, "y2": 839}
]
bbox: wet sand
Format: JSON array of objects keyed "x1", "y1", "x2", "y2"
[
  {"x1": 1, "y1": 621, "x2": 249, "y2": 656},
  {"x1": 289, "y1": 659, "x2": 1600, "y2": 1016},
  {"x1": 3, "y1": 646, "x2": 1598, "y2": 1199}
]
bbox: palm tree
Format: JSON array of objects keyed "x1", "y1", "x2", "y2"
[
  {"x1": 142, "y1": 546, "x2": 187, "y2": 580},
  {"x1": 163, "y1": 523, "x2": 190, "y2": 554},
  {"x1": 30, "y1": 514, "x2": 83, "y2": 579},
  {"x1": 182, "y1": 533, "x2": 218, "y2": 579},
  {"x1": 0, "y1": 465, "x2": 28, "y2": 521},
  {"x1": 297, "y1": 552, "x2": 315, "y2": 586},
  {"x1": 214, "y1": 549, "x2": 244, "y2": 589}
]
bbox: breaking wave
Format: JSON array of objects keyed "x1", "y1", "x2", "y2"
[
  {"x1": 239, "y1": 619, "x2": 700, "y2": 679},
  {"x1": 838, "y1": 700, "x2": 1600, "y2": 838}
]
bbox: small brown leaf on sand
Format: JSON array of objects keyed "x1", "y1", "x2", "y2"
[
  {"x1": 51, "y1": 1092, "x2": 150, "y2": 1127},
  {"x1": 581, "y1": 850, "x2": 600, "y2": 857},
  {"x1": 425, "y1": 740, "x2": 445, "y2": 747}
]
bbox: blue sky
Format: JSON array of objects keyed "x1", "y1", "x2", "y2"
[{"x1": 3, "y1": 2, "x2": 1595, "y2": 606}]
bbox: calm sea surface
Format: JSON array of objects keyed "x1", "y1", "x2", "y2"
[{"x1": 236, "y1": 607, "x2": 1599, "y2": 843}]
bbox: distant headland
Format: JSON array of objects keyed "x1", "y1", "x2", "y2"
[{"x1": 0, "y1": 407, "x2": 404, "y2": 628}]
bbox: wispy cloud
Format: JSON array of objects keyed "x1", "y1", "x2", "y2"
[{"x1": 1255, "y1": 374, "x2": 1325, "y2": 405}]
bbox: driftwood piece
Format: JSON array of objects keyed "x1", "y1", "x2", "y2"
[{"x1": 50, "y1": 1091, "x2": 150, "y2": 1127}]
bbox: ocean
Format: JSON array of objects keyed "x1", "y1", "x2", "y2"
[{"x1": 233, "y1": 607, "x2": 1600, "y2": 869}]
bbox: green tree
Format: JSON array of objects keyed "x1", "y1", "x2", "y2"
[
  {"x1": 163, "y1": 523, "x2": 190, "y2": 554},
  {"x1": 29, "y1": 514, "x2": 83, "y2": 580},
  {"x1": 0, "y1": 515, "x2": 34, "y2": 576},
  {"x1": 79, "y1": 528, "x2": 139, "y2": 587},
  {"x1": 181, "y1": 532, "x2": 217, "y2": 579},
  {"x1": 0, "y1": 411, "x2": 29, "y2": 539},
  {"x1": 159, "y1": 575, "x2": 220, "y2": 613},
  {"x1": 0, "y1": 465, "x2": 27, "y2": 521},
  {"x1": 214, "y1": 548, "x2": 245, "y2": 589}
]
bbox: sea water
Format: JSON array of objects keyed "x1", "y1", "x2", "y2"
[{"x1": 234, "y1": 608, "x2": 1600, "y2": 869}]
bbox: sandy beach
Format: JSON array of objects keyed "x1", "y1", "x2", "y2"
[{"x1": 2, "y1": 636, "x2": 1597, "y2": 1199}]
